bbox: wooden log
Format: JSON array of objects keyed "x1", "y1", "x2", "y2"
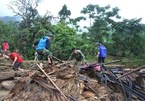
[
  {"x1": 0, "y1": 67, "x2": 11, "y2": 71},
  {"x1": 117, "y1": 65, "x2": 145, "y2": 79},
  {"x1": 52, "y1": 56, "x2": 64, "y2": 63},
  {"x1": 56, "y1": 61, "x2": 73, "y2": 67},
  {"x1": 104, "y1": 65, "x2": 125, "y2": 67},
  {"x1": 0, "y1": 64, "x2": 11, "y2": 66},
  {"x1": 0, "y1": 71, "x2": 18, "y2": 81},
  {"x1": 102, "y1": 60, "x2": 122, "y2": 65},
  {"x1": 0, "y1": 70, "x2": 37, "y2": 81},
  {"x1": 35, "y1": 62, "x2": 67, "y2": 100}
]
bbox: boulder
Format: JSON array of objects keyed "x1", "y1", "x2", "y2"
[{"x1": 1, "y1": 80, "x2": 15, "y2": 90}]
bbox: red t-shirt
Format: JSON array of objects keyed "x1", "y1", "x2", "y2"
[
  {"x1": 9, "y1": 52, "x2": 23, "y2": 63},
  {"x1": 3, "y1": 42, "x2": 9, "y2": 51}
]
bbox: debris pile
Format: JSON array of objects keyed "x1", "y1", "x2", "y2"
[{"x1": 0, "y1": 58, "x2": 124, "y2": 101}]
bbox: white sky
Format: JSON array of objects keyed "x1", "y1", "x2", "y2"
[{"x1": 0, "y1": 0, "x2": 145, "y2": 23}]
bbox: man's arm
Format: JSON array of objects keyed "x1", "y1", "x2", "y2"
[
  {"x1": 97, "y1": 47, "x2": 100, "y2": 57},
  {"x1": 68, "y1": 53, "x2": 73, "y2": 61},
  {"x1": 97, "y1": 51, "x2": 100, "y2": 57},
  {"x1": 80, "y1": 51, "x2": 85, "y2": 59},
  {"x1": 12, "y1": 57, "x2": 17, "y2": 66},
  {"x1": 3, "y1": 54, "x2": 9, "y2": 59},
  {"x1": 34, "y1": 40, "x2": 39, "y2": 46},
  {"x1": 77, "y1": 50, "x2": 85, "y2": 59},
  {"x1": 3, "y1": 54, "x2": 13, "y2": 63},
  {"x1": 45, "y1": 39, "x2": 50, "y2": 49}
]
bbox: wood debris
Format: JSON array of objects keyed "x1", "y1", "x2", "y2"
[{"x1": 0, "y1": 59, "x2": 125, "y2": 101}]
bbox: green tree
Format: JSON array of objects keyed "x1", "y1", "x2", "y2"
[
  {"x1": 80, "y1": 5, "x2": 120, "y2": 43},
  {"x1": 8, "y1": 0, "x2": 55, "y2": 59},
  {"x1": 58, "y1": 4, "x2": 71, "y2": 20},
  {"x1": 51, "y1": 22, "x2": 77, "y2": 59},
  {"x1": 111, "y1": 18, "x2": 145, "y2": 57},
  {"x1": 0, "y1": 20, "x2": 18, "y2": 50}
]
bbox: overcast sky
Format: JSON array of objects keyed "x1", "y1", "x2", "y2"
[{"x1": 0, "y1": 0, "x2": 145, "y2": 23}]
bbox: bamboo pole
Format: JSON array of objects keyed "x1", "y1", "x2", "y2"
[{"x1": 35, "y1": 62, "x2": 67, "y2": 100}]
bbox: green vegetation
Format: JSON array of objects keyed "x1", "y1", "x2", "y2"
[{"x1": 1, "y1": 0, "x2": 145, "y2": 65}]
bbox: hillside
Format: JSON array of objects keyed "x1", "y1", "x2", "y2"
[{"x1": 0, "y1": 16, "x2": 21, "y2": 23}]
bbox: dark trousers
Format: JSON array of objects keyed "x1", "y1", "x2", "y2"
[
  {"x1": 13, "y1": 62, "x2": 22, "y2": 70},
  {"x1": 37, "y1": 50, "x2": 44, "y2": 61},
  {"x1": 98, "y1": 57, "x2": 105, "y2": 63}
]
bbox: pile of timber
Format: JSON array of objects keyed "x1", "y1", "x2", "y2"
[{"x1": 0, "y1": 60, "x2": 124, "y2": 101}]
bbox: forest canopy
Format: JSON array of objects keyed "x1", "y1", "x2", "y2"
[{"x1": 0, "y1": 0, "x2": 145, "y2": 60}]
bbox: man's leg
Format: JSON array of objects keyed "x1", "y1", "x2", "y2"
[
  {"x1": 34, "y1": 52, "x2": 38, "y2": 61},
  {"x1": 98, "y1": 57, "x2": 101, "y2": 63},
  {"x1": 74, "y1": 61, "x2": 79, "y2": 66},
  {"x1": 37, "y1": 51, "x2": 43, "y2": 61},
  {"x1": 13, "y1": 62, "x2": 23, "y2": 71},
  {"x1": 48, "y1": 57, "x2": 53, "y2": 64},
  {"x1": 81, "y1": 58, "x2": 87, "y2": 65},
  {"x1": 74, "y1": 60, "x2": 79, "y2": 76},
  {"x1": 37, "y1": 50, "x2": 44, "y2": 68},
  {"x1": 43, "y1": 49, "x2": 53, "y2": 64},
  {"x1": 101, "y1": 57, "x2": 105, "y2": 63}
]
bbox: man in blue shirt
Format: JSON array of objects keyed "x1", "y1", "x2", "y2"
[
  {"x1": 34, "y1": 33, "x2": 53, "y2": 65},
  {"x1": 97, "y1": 42, "x2": 107, "y2": 63}
]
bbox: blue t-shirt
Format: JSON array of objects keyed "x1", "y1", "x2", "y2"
[
  {"x1": 36, "y1": 36, "x2": 48, "y2": 50},
  {"x1": 98, "y1": 45, "x2": 107, "y2": 57}
]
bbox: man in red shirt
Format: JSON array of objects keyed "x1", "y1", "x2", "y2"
[
  {"x1": 3, "y1": 41, "x2": 9, "y2": 52},
  {"x1": 3, "y1": 51, "x2": 24, "y2": 71}
]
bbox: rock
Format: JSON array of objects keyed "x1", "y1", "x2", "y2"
[
  {"x1": 0, "y1": 90, "x2": 9, "y2": 98},
  {"x1": 1, "y1": 80, "x2": 15, "y2": 90},
  {"x1": 82, "y1": 91, "x2": 95, "y2": 99}
]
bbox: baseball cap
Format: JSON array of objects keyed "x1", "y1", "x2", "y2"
[{"x1": 47, "y1": 32, "x2": 53, "y2": 37}]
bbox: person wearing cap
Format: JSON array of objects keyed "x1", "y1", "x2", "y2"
[
  {"x1": 96, "y1": 42, "x2": 107, "y2": 63},
  {"x1": 68, "y1": 48, "x2": 85, "y2": 66},
  {"x1": 34, "y1": 33, "x2": 53, "y2": 66},
  {"x1": 3, "y1": 51, "x2": 24, "y2": 71}
]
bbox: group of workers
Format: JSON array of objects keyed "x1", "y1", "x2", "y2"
[{"x1": 1, "y1": 32, "x2": 107, "y2": 71}]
